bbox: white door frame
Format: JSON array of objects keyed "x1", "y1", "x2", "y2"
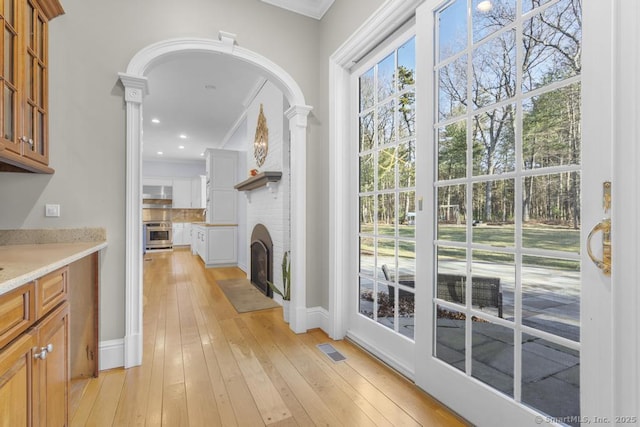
[
  {"x1": 119, "y1": 34, "x2": 312, "y2": 368},
  {"x1": 329, "y1": 0, "x2": 639, "y2": 422},
  {"x1": 328, "y1": 0, "x2": 424, "y2": 341}
]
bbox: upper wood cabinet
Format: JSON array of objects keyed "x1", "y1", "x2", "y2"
[{"x1": 0, "y1": 0, "x2": 64, "y2": 173}]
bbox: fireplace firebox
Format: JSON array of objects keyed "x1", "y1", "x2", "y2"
[{"x1": 250, "y1": 224, "x2": 273, "y2": 297}]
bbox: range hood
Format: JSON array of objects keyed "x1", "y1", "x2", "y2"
[{"x1": 142, "y1": 184, "x2": 173, "y2": 200}]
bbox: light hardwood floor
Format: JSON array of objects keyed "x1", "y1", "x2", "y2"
[{"x1": 71, "y1": 249, "x2": 469, "y2": 426}]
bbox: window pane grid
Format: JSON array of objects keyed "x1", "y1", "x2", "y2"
[
  {"x1": 358, "y1": 35, "x2": 416, "y2": 339},
  {"x1": 434, "y1": 0, "x2": 581, "y2": 418}
]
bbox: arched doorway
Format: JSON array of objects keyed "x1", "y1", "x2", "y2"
[{"x1": 119, "y1": 33, "x2": 312, "y2": 367}]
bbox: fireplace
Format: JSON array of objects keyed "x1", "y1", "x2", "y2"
[{"x1": 250, "y1": 224, "x2": 273, "y2": 297}]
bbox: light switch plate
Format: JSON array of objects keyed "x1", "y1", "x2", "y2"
[{"x1": 45, "y1": 204, "x2": 60, "y2": 217}]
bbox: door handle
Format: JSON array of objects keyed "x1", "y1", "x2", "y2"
[{"x1": 587, "y1": 218, "x2": 611, "y2": 276}]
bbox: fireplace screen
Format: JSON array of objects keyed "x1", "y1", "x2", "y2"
[
  {"x1": 251, "y1": 241, "x2": 271, "y2": 296},
  {"x1": 250, "y1": 224, "x2": 274, "y2": 297}
]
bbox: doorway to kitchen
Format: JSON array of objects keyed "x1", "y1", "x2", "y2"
[{"x1": 119, "y1": 34, "x2": 312, "y2": 368}]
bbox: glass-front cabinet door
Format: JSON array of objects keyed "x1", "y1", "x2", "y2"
[
  {"x1": 22, "y1": 0, "x2": 48, "y2": 164},
  {"x1": 1, "y1": 0, "x2": 18, "y2": 154},
  {"x1": 0, "y1": 0, "x2": 61, "y2": 172}
]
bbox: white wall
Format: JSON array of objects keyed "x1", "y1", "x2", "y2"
[
  {"x1": 0, "y1": 0, "x2": 386, "y2": 344},
  {"x1": 236, "y1": 152, "x2": 248, "y2": 272},
  {"x1": 143, "y1": 159, "x2": 206, "y2": 178},
  {"x1": 244, "y1": 81, "x2": 290, "y2": 293}
]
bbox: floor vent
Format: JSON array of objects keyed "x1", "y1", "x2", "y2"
[{"x1": 317, "y1": 343, "x2": 346, "y2": 362}]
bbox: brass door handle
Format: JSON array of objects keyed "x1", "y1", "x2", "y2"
[{"x1": 587, "y1": 218, "x2": 611, "y2": 276}]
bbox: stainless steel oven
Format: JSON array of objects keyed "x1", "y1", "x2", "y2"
[{"x1": 144, "y1": 221, "x2": 173, "y2": 250}]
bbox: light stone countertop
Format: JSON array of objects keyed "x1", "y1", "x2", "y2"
[
  {"x1": 191, "y1": 223, "x2": 238, "y2": 227},
  {"x1": 0, "y1": 241, "x2": 107, "y2": 297}
]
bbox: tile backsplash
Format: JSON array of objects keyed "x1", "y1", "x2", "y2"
[{"x1": 141, "y1": 208, "x2": 206, "y2": 223}]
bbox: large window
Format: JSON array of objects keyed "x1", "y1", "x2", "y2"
[
  {"x1": 358, "y1": 36, "x2": 417, "y2": 340},
  {"x1": 434, "y1": 0, "x2": 582, "y2": 421}
]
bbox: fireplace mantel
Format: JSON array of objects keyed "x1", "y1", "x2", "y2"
[{"x1": 234, "y1": 171, "x2": 282, "y2": 198}]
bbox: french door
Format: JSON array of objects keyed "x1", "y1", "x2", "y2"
[
  {"x1": 350, "y1": 24, "x2": 418, "y2": 376},
  {"x1": 349, "y1": 0, "x2": 615, "y2": 425}
]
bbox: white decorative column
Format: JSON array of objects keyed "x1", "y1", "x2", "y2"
[
  {"x1": 118, "y1": 73, "x2": 148, "y2": 368},
  {"x1": 286, "y1": 104, "x2": 313, "y2": 334}
]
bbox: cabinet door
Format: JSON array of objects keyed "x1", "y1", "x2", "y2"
[
  {"x1": 0, "y1": 332, "x2": 36, "y2": 427},
  {"x1": 35, "y1": 266, "x2": 67, "y2": 319},
  {"x1": 172, "y1": 223, "x2": 184, "y2": 246},
  {"x1": 206, "y1": 227, "x2": 237, "y2": 265},
  {"x1": 209, "y1": 190, "x2": 237, "y2": 224},
  {"x1": 182, "y1": 223, "x2": 192, "y2": 247},
  {"x1": 35, "y1": 302, "x2": 69, "y2": 427},
  {"x1": 172, "y1": 178, "x2": 192, "y2": 208},
  {"x1": 0, "y1": 281, "x2": 35, "y2": 349},
  {"x1": 21, "y1": 0, "x2": 49, "y2": 165},
  {"x1": 198, "y1": 229, "x2": 206, "y2": 260},
  {"x1": 209, "y1": 150, "x2": 237, "y2": 188},
  {"x1": 1, "y1": 0, "x2": 20, "y2": 154},
  {"x1": 191, "y1": 175, "x2": 206, "y2": 209}
]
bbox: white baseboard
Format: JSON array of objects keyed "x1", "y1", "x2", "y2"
[
  {"x1": 99, "y1": 339, "x2": 124, "y2": 371},
  {"x1": 306, "y1": 306, "x2": 330, "y2": 332},
  {"x1": 98, "y1": 308, "x2": 329, "y2": 371},
  {"x1": 346, "y1": 330, "x2": 415, "y2": 380}
]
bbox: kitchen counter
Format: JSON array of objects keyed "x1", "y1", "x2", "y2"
[
  {"x1": 191, "y1": 222, "x2": 238, "y2": 227},
  {"x1": 0, "y1": 241, "x2": 107, "y2": 296}
]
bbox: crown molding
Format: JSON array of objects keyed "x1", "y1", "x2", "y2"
[{"x1": 261, "y1": 0, "x2": 335, "y2": 20}]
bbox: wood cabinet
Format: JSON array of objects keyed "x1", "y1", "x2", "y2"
[
  {"x1": 0, "y1": 302, "x2": 69, "y2": 427},
  {"x1": 0, "y1": 254, "x2": 97, "y2": 427},
  {"x1": 34, "y1": 301, "x2": 69, "y2": 427},
  {"x1": 0, "y1": 0, "x2": 64, "y2": 173},
  {"x1": 0, "y1": 332, "x2": 36, "y2": 427}
]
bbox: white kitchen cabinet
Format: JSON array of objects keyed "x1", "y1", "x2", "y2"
[
  {"x1": 192, "y1": 224, "x2": 237, "y2": 267},
  {"x1": 205, "y1": 149, "x2": 238, "y2": 224},
  {"x1": 191, "y1": 175, "x2": 206, "y2": 209},
  {"x1": 173, "y1": 222, "x2": 192, "y2": 247},
  {"x1": 191, "y1": 225, "x2": 199, "y2": 255},
  {"x1": 182, "y1": 223, "x2": 192, "y2": 246},
  {"x1": 172, "y1": 223, "x2": 184, "y2": 246},
  {"x1": 172, "y1": 178, "x2": 192, "y2": 208}
]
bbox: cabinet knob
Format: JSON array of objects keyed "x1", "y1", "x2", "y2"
[
  {"x1": 33, "y1": 344, "x2": 54, "y2": 360},
  {"x1": 20, "y1": 136, "x2": 34, "y2": 146},
  {"x1": 34, "y1": 349, "x2": 48, "y2": 360}
]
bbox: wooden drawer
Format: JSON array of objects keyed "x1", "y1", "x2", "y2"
[
  {"x1": 36, "y1": 267, "x2": 68, "y2": 319},
  {"x1": 0, "y1": 282, "x2": 36, "y2": 349}
]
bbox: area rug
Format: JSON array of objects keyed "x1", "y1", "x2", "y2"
[{"x1": 216, "y1": 278, "x2": 280, "y2": 313}]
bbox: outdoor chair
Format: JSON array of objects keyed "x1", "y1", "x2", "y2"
[{"x1": 381, "y1": 265, "x2": 503, "y2": 318}]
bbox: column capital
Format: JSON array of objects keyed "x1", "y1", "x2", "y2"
[
  {"x1": 119, "y1": 73, "x2": 148, "y2": 104},
  {"x1": 285, "y1": 104, "x2": 313, "y2": 127}
]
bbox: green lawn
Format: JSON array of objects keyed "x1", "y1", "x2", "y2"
[
  {"x1": 360, "y1": 223, "x2": 580, "y2": 270},
  {"x1": 438, "y1": 224, "x2": 580, "y2": 253}
]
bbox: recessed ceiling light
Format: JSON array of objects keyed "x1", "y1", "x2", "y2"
[
  {"x1": 178, "y1": 145, "x2": 185, "y2": 149},
  {"x1": 179, "y1": 134, "x2": 187, "y2": 139},
  {"x1": 151, "y1": 118, "x2": 160, "y2": 124},
  {"x1": 477, "y1": 0, "x2": 492, "y2": 12},
  {"x1": 157, "y1": 151, "x2": 163, "y2": 155},
  {"x1": 200, "y1": 152, "x2": 204, "y2": 156}
]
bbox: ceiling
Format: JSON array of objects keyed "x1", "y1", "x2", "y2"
[
  {"x1": 142, "y1": 52, "x2": 268, "y2": 162},
  {"x1": 260, "y1": 0, "x2": 335, "y2": 20},
  {"x1": 142, "y1": 0, "x2": 333, "y2": 164}
]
